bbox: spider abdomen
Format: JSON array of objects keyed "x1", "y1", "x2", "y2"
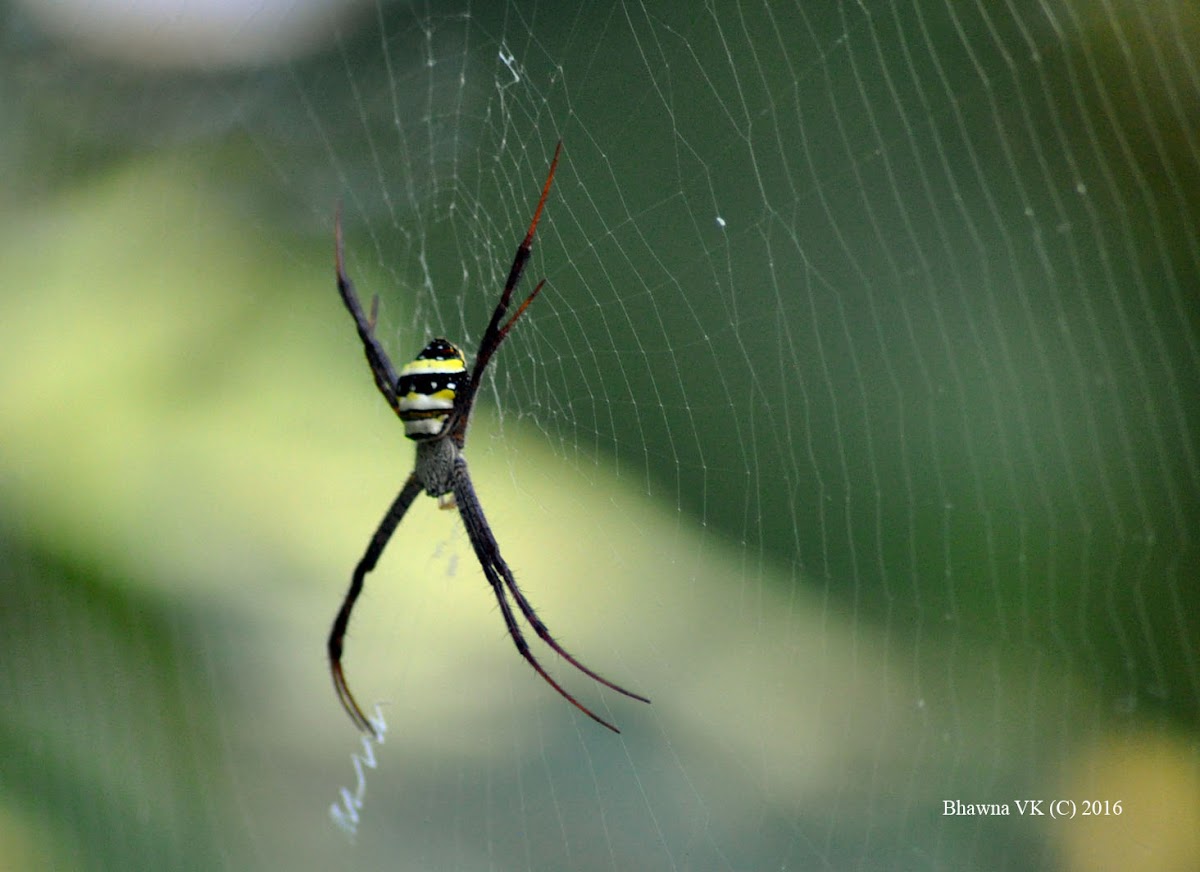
[{"x1": 396, "y1": 338, "x2": 468, "y2": 440}]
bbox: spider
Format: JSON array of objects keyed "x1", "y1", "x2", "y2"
[{"x1": 327, "y1": 142, "x2": 649, "y2": 736}]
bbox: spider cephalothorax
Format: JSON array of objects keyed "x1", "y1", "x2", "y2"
[{"x1": 327, "y1": 142, "x2": 648, "y2": 736}]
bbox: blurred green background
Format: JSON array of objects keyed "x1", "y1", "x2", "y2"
[{"x1": 2, "y1": 1, "x2": 1198, "y2": 869}]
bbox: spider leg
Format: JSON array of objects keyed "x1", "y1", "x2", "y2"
[
  {"x1": 335, "y1": 204, "x2": 402, "y2": 413},
  {"x1": 494, "y1": 554, "x2": 651, "y2": 704},
  {"x1": 453, "y1": 458, "x2": 648, "y2": 733},
  {"x1": 494, "y1": 279, "x2": 547, "y2": 346},
  {"x1": 453, "y1": 142, "x2": 562, "y2": 441},
  {"x1": 328, "y1": 474, "x2": 423, "y2": 736}
]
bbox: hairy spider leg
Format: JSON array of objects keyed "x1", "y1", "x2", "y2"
[
  {"x1": 328, "y1": 475, "x2": 423, "y2": 737},
  {"x1": 453, "y1": 459, "x2": 649, "y2": 734},
  {"x1": 453, "y1": 141, "x2": 562, "y2": 443},
  {"x1": 335, "y1": 203, "x2": 401, "y2": 413}
]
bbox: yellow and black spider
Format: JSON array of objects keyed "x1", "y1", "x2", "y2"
[{"x1": 327, "y1": 142, "x2": 649, "y2": 736}]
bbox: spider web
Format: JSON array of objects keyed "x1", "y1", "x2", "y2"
[{"x1": 3, "y1": 0, "x2": 1198, "y2": 870}]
